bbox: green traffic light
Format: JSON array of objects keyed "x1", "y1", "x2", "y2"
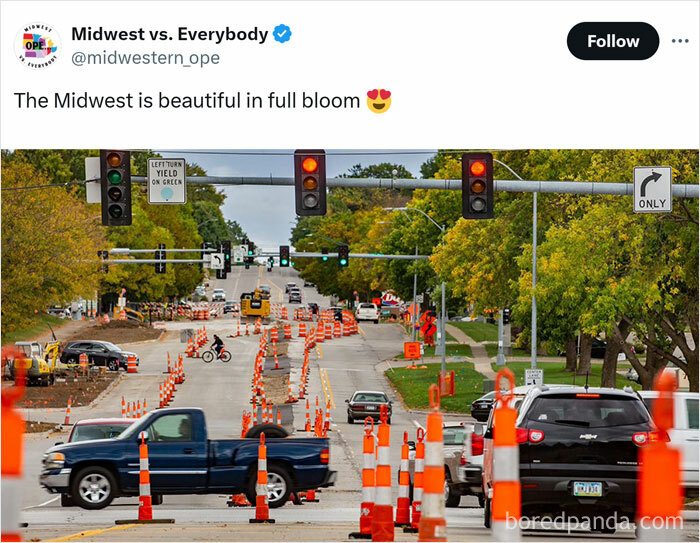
[
  {"x1": 340, "y1": 258, "x2": 347, "y2": 266},
  {"x1": 322, "y1": 257, "x2": 328, "y2": 262},
  {"x1": 281, "y1": 259, "x2": 288, "y2": 265},
  {"x1": 107, "y1": 170, "x2": 122, "y2": 184}
]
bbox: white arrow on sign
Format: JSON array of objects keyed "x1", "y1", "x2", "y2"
[
  {"x1": 209, "y1": 253, "x2": 224, "y2": 270},
  {"x1": 634, "y1": 166, "x2": 672, "y2": 213}
]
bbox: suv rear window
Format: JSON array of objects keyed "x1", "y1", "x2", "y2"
[
  {"x1": 526, "y1": 395, "x2": 649, "y2": 428},
  {"x1": 687, "y1": 398, "x2": 699, "y2": 430},
  {"x1": 359, "y1": 304, "x2": 375, "y2": 309}
]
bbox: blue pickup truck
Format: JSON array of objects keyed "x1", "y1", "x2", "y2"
[{"x1": 40, "y1": 407, "x2": 336, "y2": 509}]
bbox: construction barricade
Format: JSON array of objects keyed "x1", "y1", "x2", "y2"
[{"x1": 349, "y1": 418, "x2": 376, "y2": 540}]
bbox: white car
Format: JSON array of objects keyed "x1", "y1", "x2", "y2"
[
  {"x1": 355, "y1": 303, "x2": 380, "y2": 324},
  {"x1": 211, "y1": 289, "x2": 226, "y2": 302},
  {"x1": 638, "y1": 390, "x2": 699, "y2": 498}
]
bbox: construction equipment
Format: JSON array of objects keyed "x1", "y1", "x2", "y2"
[
  {"x1": 8, "y1": 341, "x2": 56, "y2": 386},
  {"x1": 240, "y1": 290, "x2": 271, "y2": 320}
]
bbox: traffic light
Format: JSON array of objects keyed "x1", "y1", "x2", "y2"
[
  {"x1": 502, "y1": 308, "x2": 511, "y2": 324},
  {"x1": 222, "y1": 241, "x2": 232, "y2": 273},
  {"x1": 216, "y1": 243, "x2": 227, "y2": 279},
  {"x1": 294, "y1": 149, "x2": 326, "y2": 216},
  {"x1": 337, "y1": 244, "x2": 349, "y2": 267},
  {"x1": 279, "y1": 245, "x2": 290, "y2": 267},
  {"x1": 100, "y1": 150, "x2": 132, "y2": 226},
  {"x1": 97, "y1": 250, "x2": 109, "y2": 273},
  {"x1": 155, "y1": 243, "x2": 166, "y2": 274},
  {"x1": 461, "y1": 152, "x2": 494, "y2": 219},
  {"x1": 321, "y1": 247, "x2": 329, "y2": 262},
  {"x1": 247, "y1": 241, "x2": 255, "y2": 257}
]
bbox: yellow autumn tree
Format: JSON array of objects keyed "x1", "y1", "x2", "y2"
[{"x1": 1, "y1": 159, "x2": 105, "y2": 334}]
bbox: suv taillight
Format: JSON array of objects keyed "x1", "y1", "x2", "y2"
[
  {"x1": 633, "y1": 432, "x2": 649, "y2": 446},
  {"x1": 516, "y1": 428, "x2": 545, "y2": 444},
  {"x1": 633, "y1": 430, "x2": 670, "y2": 446},
  {"x1": 471, "y1": 434, "x2": 484, "y2": 456},
  {"x1": 320, "y1": 448, "x2": 330, "y2": 464}
]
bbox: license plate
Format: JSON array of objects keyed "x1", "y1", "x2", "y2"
[
  {"x1": 573, "y1": 482, "x2": 602, "y2": 497},
  {"x1": 366, "y1": 405, "x2": 376, "y2": 411}
]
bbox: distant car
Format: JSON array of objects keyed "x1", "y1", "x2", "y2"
[
  {"x1": 211, "y1": 289, "x2": 226, "y2": 302},
  {"x1": 288, "y1": 289, "x2": 302, "y2": 303},
  {"x1": 223, "y1": 301, "x2": 236, "y2": 314},
  {"x1": 47, "y1": 306, "x2": 70, "y2": 319},
  {"x1": 60, "y1": 341, "x2": 138, "y2": 371},
  {"x1": 638, "y1": 390, "x2": 699, "y2": 498},
  {"x1": 471, "y1": 391, "x2": 496, "y2": 422},
  {"x1": 346, "y1": 390, "x2": 392, "y2": 424},
  {"x1": 303, "y1": 281, "x2": 315, "y2": 287},
  {"x1": 285, "y1": 282, "x2": 297, "y2": 293},
  {"x1": 355, "y1": 303, "x2": 380, "y2": 324}
]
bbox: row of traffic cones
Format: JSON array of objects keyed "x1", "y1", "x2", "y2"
[{"x1": 121, "y1": 396, "x2": 148, "y2": 418}]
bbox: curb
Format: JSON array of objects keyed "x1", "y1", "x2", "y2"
[
  {"x1": 120, "y1": 329, "x2": 167, "y2": 346},
  {"x1": 88, "y1": 371, "x2": 126, "y2": 409}
]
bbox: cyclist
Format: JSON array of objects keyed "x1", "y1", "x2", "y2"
[{"x1": 212, "y1": 334, "x2": 224, "y2": 359}]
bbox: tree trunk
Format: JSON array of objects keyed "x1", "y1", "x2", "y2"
[
  {"x1": 601, "y1": 320, "x2": 630, "y2": 388},
  {"x1": 564, "y1": 336, "x2": 577, "y2": 372},
  {"x1": 637, "y1": 323, "x2": 669, "y2": 390},
  {"x1": 577, "y1": 334, "x2": 593, "y2": 376}
]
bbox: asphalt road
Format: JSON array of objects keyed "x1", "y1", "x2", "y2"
[{"x1": 12, "y1": 266, "x2": 699, "y2": 541}]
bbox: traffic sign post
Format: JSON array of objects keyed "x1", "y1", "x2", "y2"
[
  {"x1": 634, "y1": 166, "x2": 672, "y2": 213},
  {"x1": 524, "y1": 368, "x2": 544, "y2": 386},
  {"x1": 147, "y1": 158, "x2": 187, "y2": 204}
]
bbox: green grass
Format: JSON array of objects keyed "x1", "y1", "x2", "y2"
[
  {"x1": 386, "y1": 362, "x2": 486, "y2": 413},
  {"x1": 490, "y1": 362, "x2": 641, "y2": 390},
  {"x1": 1, "y1": 314, "x2": 65, "y2": 346},
  {"x1": 484, "y1": 343, "x2": 530, "y2": 358},
  {"x1": 396, "y1": 343, "x2": 473, "y2": 359},
  {"x1": 450, "y1": 321, "x2": 498, "y2": 342}
]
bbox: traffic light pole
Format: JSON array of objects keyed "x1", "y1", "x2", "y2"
[{"x1": 412, "y1": 245, "x2": 418, "y2": 342}]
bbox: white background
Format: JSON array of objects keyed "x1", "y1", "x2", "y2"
[{"x1": 1, "y1": 1, "x2": 698, "y2": 149}]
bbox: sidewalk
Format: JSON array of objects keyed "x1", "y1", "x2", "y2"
[{"x1": 445, "y1": 324, "x2": 497, "y2": 379}]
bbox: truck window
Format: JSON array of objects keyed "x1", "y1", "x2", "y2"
[
  {"x1": 147, "y1": 414, "x2": 193, "y2": 442},
  {"x1": 687, "y1": 399, "x2": 699, "y2": 430}
]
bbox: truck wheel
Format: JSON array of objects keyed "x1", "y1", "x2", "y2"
[
  {"x1": 60, "y1": 494, "x2": 75, "y2": 507},
  {"x1": 444, "y1": 472, "x2": 460, "y2": 508},
  {"x1": 71, "y1": 466, "x2": 117, "y2": 510},
  {"x1": 347, "y1": 415, "x2": 354, "y2": 424},
  {"x1": 247, "y1": 465, "x2": 292, "y2": 509},
  {"x1": 152, "y1": 494, "x2": 163, "y2": 506},
  {"x1": 245, "y1": 423, "x2": 289, "y2": 439},
  {"x1": 484, "y1": 497, "x2": 492, "y2": 528}
]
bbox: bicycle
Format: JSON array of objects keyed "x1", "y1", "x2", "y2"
[{"x1": 202, "y1": 345, "x2": 232, "y2": 363}]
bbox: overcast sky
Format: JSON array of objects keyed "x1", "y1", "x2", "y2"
[{"x1": 158, "y1": 150, "x2": 437, "y2": 250}]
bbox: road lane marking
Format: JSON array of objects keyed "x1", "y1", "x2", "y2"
[
  {"x1": 50, "y1": 524, "x2": 137, "y2": 542},
  {"x1": 358, "y1": 325, "x2": 365, "y2": 336},
  {"x1": 413, "y1": 420, "x2": 425, "y2": 430},
  {"x1": 320, "y1": 368, "x2": 329, "y2": 407},
  {"x1": 316, "y1": 345, "x2": 323, "y2": 359},
  {"x1": 22, "y1": 496, "x2": 59, "y2": 509},
  {"x1": 323, "y1": 368, "x2": 336, "y2": 408}
]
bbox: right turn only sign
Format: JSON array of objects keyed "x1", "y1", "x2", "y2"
[{"x1": 634, "y1": 166, "x2": 672, "y2": 213}]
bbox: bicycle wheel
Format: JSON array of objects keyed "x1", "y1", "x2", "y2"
[
  {"x1": 202, "y1": 350, "x2": 214, "y2": 363},
  {"x1": 220, "y1": 350, "x2": 232, "y2": 363}
]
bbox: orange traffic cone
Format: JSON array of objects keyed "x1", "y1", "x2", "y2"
[
  {"x1": 395, "y1": 431, "x2": 411, "y2": 527},
  {"x1": 138, "y1": 434, "x2": 153, "y2": 520},
  {"x1": 64, "y1": 396, "x2": 72, "y2": 426},
  {"x1": 250, "y1": 433, "x2": 275, "y2": 523},
  {"x1": 349, "y1": 418, "x2": 375, "y2": 539},
  {"x1": 372, "y1": 404, "x2": 394, "y2": 541}
]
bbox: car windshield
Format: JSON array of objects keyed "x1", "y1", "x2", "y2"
[
  {"x1": 479, "y1": 391, "x2": 496, "y2": 401},
  {"x1": 70, "y1": 423, "x2": 132, "y2": 442},
  {"x1": 353, "y1": 393, "x2": 387, "y2": 403},
  {"x1": 527, "y1": 395, "x2": 649, "y2": 428},
  {"x1": 443, "y1": 427, "x2": 468, "y2": 445},
  {"x1": 102, "y1": 342, "x2": 120, "y2": 351}
]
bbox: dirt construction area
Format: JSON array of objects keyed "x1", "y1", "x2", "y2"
[
  {"x1": 63, "y1": 320, "x2": 163, "y2": 344},
  {"x1": 12, "y1": 371, "x2": 120, "y2": 408}
]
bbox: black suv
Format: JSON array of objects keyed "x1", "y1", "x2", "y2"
[
  {"x1": 60, "y1": 341, "x2": 139, "y2": 371},
  {"x1": 483, "y1": 386, "x2": 658, "y2": 533}
]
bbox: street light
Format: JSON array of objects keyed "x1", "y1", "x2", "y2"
[{"x1": 384, "y1": 206, "x2": 448, "y2": 374}]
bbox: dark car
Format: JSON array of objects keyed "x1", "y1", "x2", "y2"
[
  {"x1": 60, "y1": 341, "x2": 139, "y2": 371},
  {"x1": 471, "y1": 391, "x2": 496, "y2": 422},
  {"x1": 346, "y1": 390, "x2": 392, "y2": 424},
  {"x1": 223, "y1": 301, "x2": 236, "y2": 314},
  {"x1": 288, "y1": 289, "x2": 302, "y2": 303},
  {"x1": 303, "y1": 281, "x2": 315, "y2": 287},
  {"x1": 482, "y1": 386, "x2": 658, "y2": 534}
]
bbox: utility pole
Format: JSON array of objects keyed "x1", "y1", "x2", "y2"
[
  {"x1": 496, "y1": 309, "x2": 506, "y2": 366},
  {"x1": 531, "y1": 192, "x2": 538, "y2": 370},
  {"x1": 412, "y1": 245, "x2": 418, "y2": 342}
]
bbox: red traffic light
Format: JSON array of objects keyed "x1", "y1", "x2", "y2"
[
  {"x1": 302, "y1": 157, "x2": 319, "y2": 173},
  {"x1": 470, "y1": 160, "x2": 486, "y2": 177}
]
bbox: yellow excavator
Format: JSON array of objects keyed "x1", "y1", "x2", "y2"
[{"x1": 240, "y1": 289, "x2": 271, "y2": 320}]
